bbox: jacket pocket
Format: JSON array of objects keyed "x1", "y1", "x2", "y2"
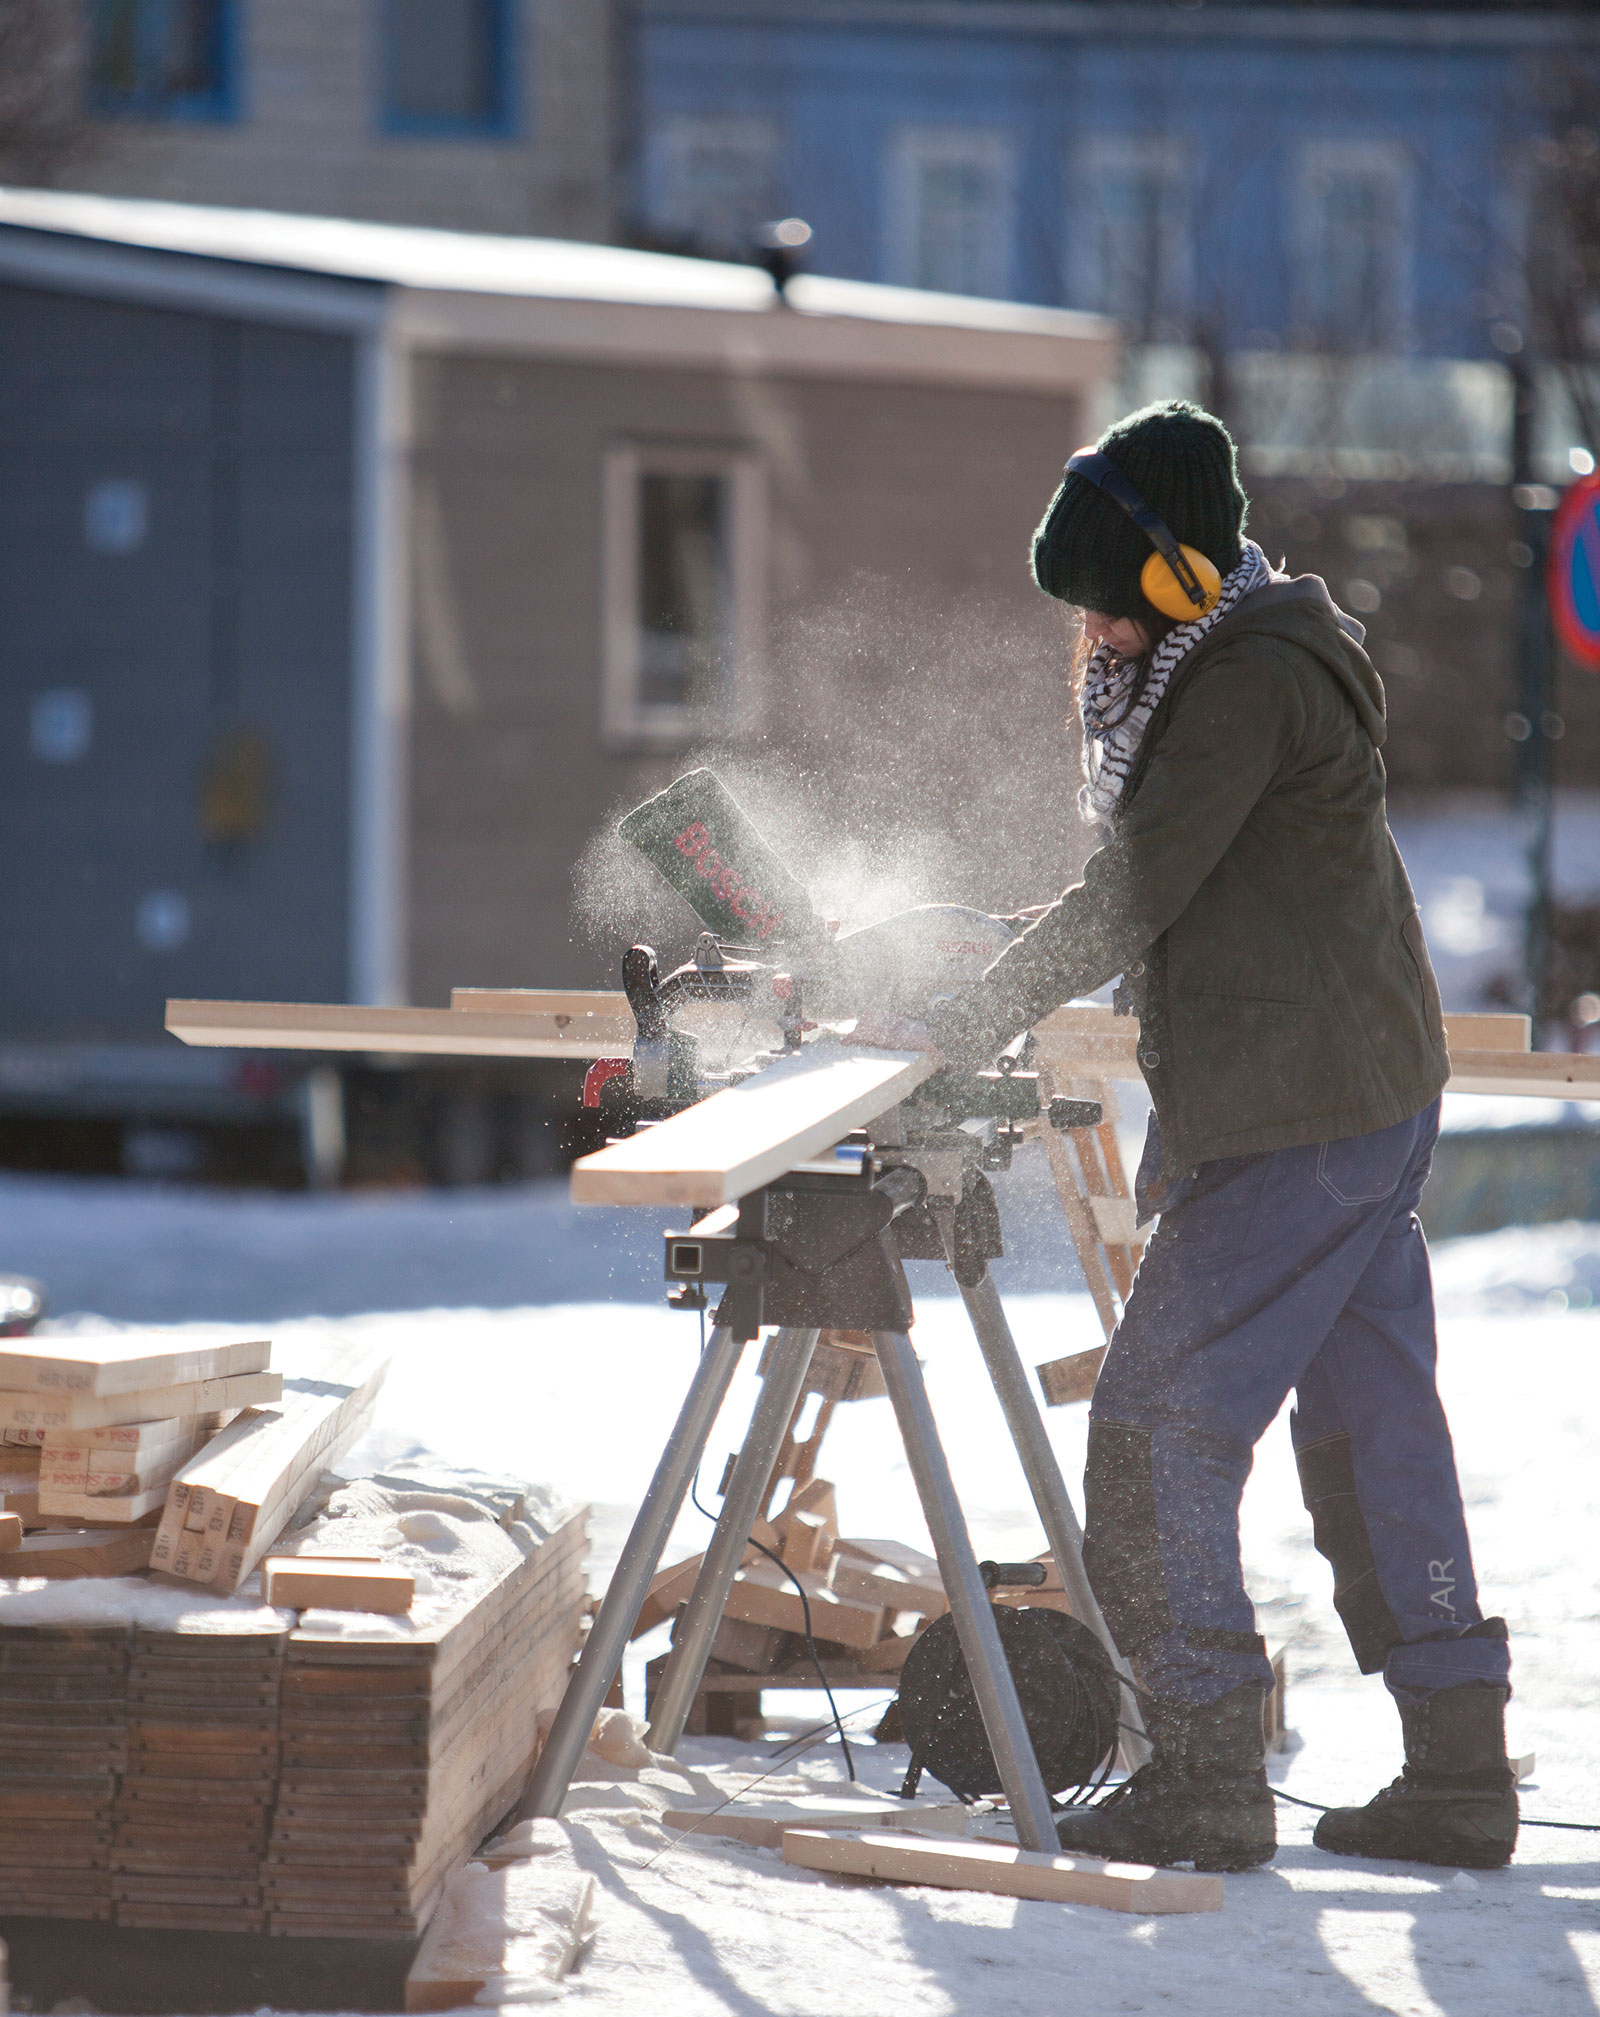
[{"x1": 1400, "y1": 911, "x2": 1445, "y2": 1043}]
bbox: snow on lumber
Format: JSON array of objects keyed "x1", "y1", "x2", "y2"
[
  {"x1": 166, "y1": 996, "x2": 634, "y2": 1059},
  {"x1": 569, "y1": 1042, "x2": 936, "y2": 1206},
  {"x1": 150, "y1": 1341, "x2": 391, "y2": 1593},
  {"x1": 0, "y1": 1333, "x2": 269, "y2": 1398},
  {"x1": 780, "y1": 1829, "x2": 1223, "y2": 1914}
]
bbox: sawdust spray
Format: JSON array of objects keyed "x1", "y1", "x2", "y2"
[{"x1": 572, "y1": 574, "x2": 1098, "y2": 964}]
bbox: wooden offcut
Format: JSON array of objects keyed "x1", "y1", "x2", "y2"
[
  {"x1": 1036, "y1": 1346, "x2": 1107, "y2": 1409},
  {"x1": 780, "y1": 1828, "x2": 1224, "y2": 1914},
  {"x1": 263, "y1": 1557, "x2": 415, "y2": 1615},
  {"x1": 569, "y1": 1043, "x2": 936, "y2": 1206}
]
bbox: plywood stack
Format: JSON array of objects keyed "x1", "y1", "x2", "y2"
[
  {"x1": 112, "y1": 1615, "x2": 289, "y2": 1932},
  {"x1": 0, "y1": 1622, "x2": 129, "y2": 1920},
  {"x1": 150, "y1": 1341, "x2": 390, "y2": 1594},
  {"x1": 265, "y1": 1502, "x2": 588, "y2": 1937}
]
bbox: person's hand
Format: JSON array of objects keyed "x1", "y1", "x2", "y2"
[{"x1": 844, "y1": 1010, "x2": 944, "y2": 1059}]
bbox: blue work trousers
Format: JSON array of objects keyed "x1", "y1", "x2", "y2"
[{"x1": 1083, "y1": 1098, "x2": 1511, "y2": 1706}]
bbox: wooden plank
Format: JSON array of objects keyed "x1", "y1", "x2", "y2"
[
  {"x1": 7, "y1": 1528, "x2": 156, "y2": 1578},
  {"x1": 570, "y1": 1043, "x2": 936, "y2": 1207},
  {"x1": 263, "y1": 1559, "x2": 414, "y2": 1615},
  {"x1": 1031, "y1": 1005, "x2": 1548, "y2": 1085},
  {"x1": 1443, "y1": 1048, "x2": 1600, "y2": 1100},
  {"x1": 0, "y1": 1371, "x2": 282, "y2": 1438},
  {"x1": 1443, "y1": 1013, "x2": 1531, "y2": 1051},
  {"x1": 780, "y1": 1829, "x2": 1224, "y2": 1915},
  {"x1": 0, "y1": 1513, "x2": 20, "y2": 1552},
  {"x1": 0, "y1": 1336, "x2": 269, "y2": 1401},
  {"x1": 157, "y1": 1347, "x2": 389, "y2": 1592},
  {"x1": 166, "y1": 999, "x2": 633, "y2": 1060},
  {"x1": 33, "y1": 1484, "x2": 169, "y2": 1524},
  {"x1": 721, "y1": 1558, "x2": 885, "y2": 1650},
  {"x1": 1036, "y1": 1346, "x2": 1107, "y2": 1409}
]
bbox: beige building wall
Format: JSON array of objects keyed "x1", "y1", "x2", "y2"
[
  {"x1": 60, "y1": 0, "x2": 619, "y2": 242},
  {"x1": 406, "y1": 351, "x2": 1093, "y2": 1000}
]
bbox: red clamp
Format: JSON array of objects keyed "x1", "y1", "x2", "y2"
[{"x1": 582, "y1": 1058, "x2": 631, "y2": 1108}]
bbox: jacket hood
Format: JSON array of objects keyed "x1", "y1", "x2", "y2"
[{"x1": 1199, "y1": 574, "x2": 1387, "y2": 747}]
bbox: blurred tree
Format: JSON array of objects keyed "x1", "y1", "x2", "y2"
[{"x1": 0, "y1": 0, "x2": 88, "y2": 184}]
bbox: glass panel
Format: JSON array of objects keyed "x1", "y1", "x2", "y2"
[
  {"x1": 636, "y1": 473, "x2": 731, "y2": 713},
  {"x1": 384, "y1": 0, "x2": 501, "y2": 126}
]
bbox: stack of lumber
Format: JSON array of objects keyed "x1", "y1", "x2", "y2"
[
  {"x1": 0, "y1": 1470, "x2": 590, "y2": 1937},
  {"x1": 0, "y1": 1332, "x2": 282, "y2": 1579},
  {"x1": 0, "y1": 1622, "x2": 127, "y2": 1921},
  {"x1": 265, "y1": 1494, "x2": 588, "y2": 1937},
  {"x1": 150, "y1": 1339, "x2": 390, "y2": 1594},
  {"x1": 113, "y1": 1615, "x2": 288, "y2": 1931}
]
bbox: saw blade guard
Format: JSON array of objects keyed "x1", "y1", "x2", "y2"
[{"x1": 617, "y1": 769, "x2": 818, "y2": 950}]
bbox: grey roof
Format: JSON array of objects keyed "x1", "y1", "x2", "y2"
[{"x1": 0, "y1": 186, "x2": 1109, "y2": 344}]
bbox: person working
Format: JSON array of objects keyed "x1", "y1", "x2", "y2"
[{"x1": 851, "y1": 400, "x2": 1517, "y2": 1874}]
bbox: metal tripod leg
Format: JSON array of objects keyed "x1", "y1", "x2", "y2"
[
  {"x1": 646, "y1": 1325, "x2": 822, "y2": 1753},
  {"x1": 871, "y1": 1329, "x2": 1059, "y2": 1854},
  {"x1": 521, "y1": 1323, "x2": 745, "y2": 1819},
  {"x1": 949, "y1": 1258, "x2": 1149, "y2": 1766}
]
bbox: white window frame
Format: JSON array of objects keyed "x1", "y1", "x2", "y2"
[
  {"x1": 1069, "y1": 134, "x2": 1193, "y2": 340},
  {"x1": 600, "y1": 443, "x2": 767, "y2": 752},
  {"x1": 1293, "y1": 138, "x2": 1414, "y2": 354},
  {"x1": 882, "y1": 125, "x2": 1018, "y2": 298},
  {"x1": 645, "y1": 111, "x2": 782, "y2": 254}
]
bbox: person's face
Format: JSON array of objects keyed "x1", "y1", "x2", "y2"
[{"x1": 1079, "y1": 610, "x2": 1151, "y2": 658}]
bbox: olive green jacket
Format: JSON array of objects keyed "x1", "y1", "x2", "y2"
[{"x1": 929, "y1": 576, "x2": 1450, "y2": 1173}]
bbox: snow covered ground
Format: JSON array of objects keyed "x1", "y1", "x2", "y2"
[{"x1": 3, "y1": 1174, "x2": 1600, "y2": 2012}]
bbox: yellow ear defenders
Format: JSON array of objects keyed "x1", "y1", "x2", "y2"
[{"x1": 1065, "y1": 449, "x2": 1223, "y2": 620}]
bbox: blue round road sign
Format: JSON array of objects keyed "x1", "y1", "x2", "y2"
[{"x1": 1549, "y1": 472, "x2": 1600, "y2": 670}]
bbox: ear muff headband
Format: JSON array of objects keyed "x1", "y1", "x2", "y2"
[{"x1": 1065, "y1": 449, "x2": 1223, "y2": 620}]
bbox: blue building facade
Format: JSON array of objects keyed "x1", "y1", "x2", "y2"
[{"x1": 634, "y1": 2, "x2": 1593, "y2": 474}]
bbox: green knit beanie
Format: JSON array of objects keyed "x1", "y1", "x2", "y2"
[{"x1": 1031, "y1": 399, "x2": 1249, "y2": 618}]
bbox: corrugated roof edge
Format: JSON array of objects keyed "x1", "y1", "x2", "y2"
[{"x1": 0, "y1": 186, "x2": 1109, "y2": 342}]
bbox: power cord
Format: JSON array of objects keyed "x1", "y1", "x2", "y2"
[{"x1": 686, "y1": 1308, "x2": 857, "y2": 1781}]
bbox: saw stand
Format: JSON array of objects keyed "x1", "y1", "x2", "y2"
[{"x1": 523, "y1": 1087, "x2": 1146, "y2": 1855}]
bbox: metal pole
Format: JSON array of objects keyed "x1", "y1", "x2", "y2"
[
  {"x1": 646, "y1": 1325, "x2": 822, "y2": 1753},
  {"x1": 521, "y1": 1323, "x2": 745, "y2": 1818},
  {"x1": 871, "y1": 1328, "x2": 1059, "y2": 1854},
  {"x1": 1511, "y1": 352, "x2": 1560, "y2": 1042},
  {"x1": 951, "y1": 1260, "x2": 1149, "y2": 1764}
]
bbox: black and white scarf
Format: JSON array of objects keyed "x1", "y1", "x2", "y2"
[{"x1": 1079, "y1": 539, "x2": 1274, "y2": 824}]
